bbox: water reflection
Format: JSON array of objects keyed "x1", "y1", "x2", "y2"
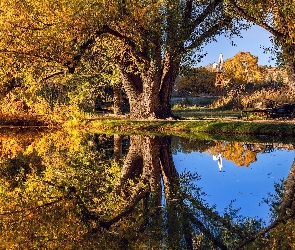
[
  {"x1": 0, "y1": 129, "x2": 295, "y2": 249},
  {"x1": 213, "y1": 153, "x2": 223, "y2": 171}
]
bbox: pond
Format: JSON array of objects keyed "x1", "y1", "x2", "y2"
[{"x1": 0, "y1": 128, "x2": 295, "y2": 249}]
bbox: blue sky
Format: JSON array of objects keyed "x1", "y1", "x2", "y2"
[{"x1": 198, "y1": 25, "x2": 275, "y2": 67}]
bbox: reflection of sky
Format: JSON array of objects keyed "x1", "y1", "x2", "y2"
[{"x1": 173, "y1": 149, "x2": 295, "y2": 223}]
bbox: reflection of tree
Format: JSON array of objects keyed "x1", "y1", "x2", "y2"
[
  {"x1": 111, "y1": 135, "x2": 237, "y2": 249},
  {"x1": 279, "y1": 159, "x2": 295, "y2": 219},
  {"x1": 172, "y1": 138, "x2": 260, "y2": 167},
  {"x1": 206, "y1": 141, "x2": 257, "y2": 167},
  {"x1": 173, "y1": 137, "x2": 294, "y2": 168},
  {"x1": 171, "y1": 137, "x2": 216, "y2": 154},
  {"x1": 222, "y1": 142, "x2": 257, "y2": 167},
  {"x1": 236, "y1": 159, "x2": 295, "y2": 249},
  {"x1": 0, "y1": 128, "x2": 46, "y2": 159},
  {"x1": 1, "y1": 132, "x2": 295, "y2": 249}
]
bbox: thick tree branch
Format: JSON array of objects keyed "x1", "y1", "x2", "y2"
[
  {"x1": 187, "y1": 212, "x2": 228, "y2": 250},
  {"x1": 65, "y1": 26, "x2": 108, "y2": 73},
  {"x1": 192, "y1": 0, "x2": 223, "y2": 28},
  {"x1": 73, "y1": 185, "x2": 150, "y2": 231},
  {"x1": 279, "y1": 159, "x2": 295, "y2": 218},
  {"x1": 103, "y1": 187, "x2": 150, "y2": 228},
  {"x1": 184, "y1": 15, "x2": 232, "y2": 52},
  {"x1": 227, "y1": 0, "x2": 284, "y2": 39},
  {"x1": 183, "y1": 0, "x2": 193, "y2": 24},
  {"x1": 103, "y1": 25, "x2": 149, "y2": 64}
]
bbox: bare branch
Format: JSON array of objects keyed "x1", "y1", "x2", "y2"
[{"x1": 40, "y1": 71, "x2": 65, "y2": 82}]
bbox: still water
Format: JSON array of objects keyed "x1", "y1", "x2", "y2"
[
  {"x1": 174, "y1": 143, "x2": 294, "y2": 223},
  {"x1": 0, "y1": 128, "x2": 295, "y2": 249}
]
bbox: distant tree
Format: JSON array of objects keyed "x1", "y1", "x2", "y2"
[
  {"x1": 176, "y1": 67, "x2": 216, "y2": 96},
  {"x1": 223, "y1": 51, "x2": 266, "y2": 86}
]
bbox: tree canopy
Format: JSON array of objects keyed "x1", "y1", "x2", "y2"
[
  {"x1": 0, "y1": 0, "x2": 240, "y2": 119},
  {"x1": 2, "y1": 0, "x2": 293, "y2": 119},
  {"x1": 226, "y1": 0, "x2": 295, "y2": 89}
]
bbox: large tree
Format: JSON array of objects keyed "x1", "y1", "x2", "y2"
[
  {"x1": 226, "y1": 0, "x2": 295, "y2": 90},
  {"x1": 0, "y1": 0, "x2": 237, "y2": 119}
]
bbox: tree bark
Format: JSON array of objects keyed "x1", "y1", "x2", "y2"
[
  {"x1": 283, "y1": 49, "x2": 295, "y2": 91},
  {"x1": 117, "y1": 53, "x2": 179, "y2": 119},
  {"x1": 113, "y1": 135, "x2": 180, "y2": 203},
  {"x1": 113, "y1": 84, "x2": 123, "y2": 115},
  {"x1": 113, "y1": 134, "x2": 123, "y2": 162},
  {"x1": 278, "y1": 158, "x2": 295, "y2": 218}
]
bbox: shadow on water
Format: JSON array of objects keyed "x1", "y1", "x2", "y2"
[{"x1": 0, "y1": 129, "x2": 295, "y2": 249}]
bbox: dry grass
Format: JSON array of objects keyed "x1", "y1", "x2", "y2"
[{"x1": 210, "y1": 88, "x2": 295, "y2": 110}]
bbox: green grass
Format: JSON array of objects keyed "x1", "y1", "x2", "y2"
[
  {"x1": 173, "y1": 108, "x2": 243, "y2": 119},
  {"x1": 3, "y1": 106, "x2": 295, "y2": 144},
  {"x1": 82, "y1": 118, "x2": 295, "y2": 143}
]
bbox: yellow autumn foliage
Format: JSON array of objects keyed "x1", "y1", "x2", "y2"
[{"x1": 223, "y1": 51, "x2": 266, "y2": 85}]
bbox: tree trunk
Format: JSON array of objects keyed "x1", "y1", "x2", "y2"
[
  {"x1": 281, "y1": 42, "x2": 295, "y2": 91},
  {"x1": 111, "y1": 135, "x2": 229, "y2": 248},
  {"x1": 285, "y1": 60, "x2": 295, "y2": 91},
  {"x1": 117, "y1": 53, "x2": 179, "y2": 119},
  {"x1": 278, "y1": 158, "x2": 295, "y2": 218},
  {"x1": 113, "y1": 134, "x2": 123, "y2": 162},
  {"x1": 113, "y1": 84, "x2": 123, "y2": 115},
  {"x1": 113, "y1": 135, "x2": 179, "y2": 201}
]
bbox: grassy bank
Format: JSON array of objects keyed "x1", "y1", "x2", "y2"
[
  {"x1": 83, "y1": 118, "x2": 295, "y2": 142},
  {"x1": 172, "y1": 108, "x2": 242, "y2": 119},
  {"x1": 2, "y1": 108, "x2": 295, "y2": 143},
  {"x1": 1, "y1": 114, "x2": 295, "y2": 143}
]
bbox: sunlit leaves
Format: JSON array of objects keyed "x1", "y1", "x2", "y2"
[
  {"x1": 223, "y1": 51, "x2": 266, "y2": 85},
  {"x1": 0, "y1": 129, "x2": 114, "y2": 247},
  {"x1": 0, "y1": 0, "x2": 238, "y2": 118}
]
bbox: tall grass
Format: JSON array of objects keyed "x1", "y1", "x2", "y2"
[{"x1": 210, "y1": 88, "x2": 295, "y2": 110}]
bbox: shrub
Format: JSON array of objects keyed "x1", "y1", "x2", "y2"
[{"x1": 211, "y1": 88, "x2": 295, "y2": 110}]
